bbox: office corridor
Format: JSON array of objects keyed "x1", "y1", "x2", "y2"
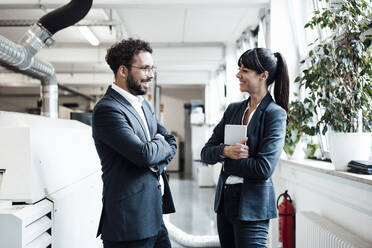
[{"x1": 167, "y1": 173, "x2": 218, "y2": 247}]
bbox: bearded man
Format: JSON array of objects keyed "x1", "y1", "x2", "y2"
[{"x1": 92, "y1": 38, "x2": 177, "y2": 248}]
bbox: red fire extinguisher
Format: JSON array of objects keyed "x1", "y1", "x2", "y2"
[{"x1": 277, "y1": 190, "x2": 295, "y2": 248}]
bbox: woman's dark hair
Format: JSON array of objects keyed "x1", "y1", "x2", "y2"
[
  {"x1": 238, "y1": 48, "x2": 289, "y2": 114},
  {"x1": 105, "y1": 38, "x2": 152, "y2": 76}
]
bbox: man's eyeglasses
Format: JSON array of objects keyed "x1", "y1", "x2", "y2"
[{"x1": 124, "y1": 64, "x2": 157, "y2": 75}]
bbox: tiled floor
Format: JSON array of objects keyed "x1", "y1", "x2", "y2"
[{"x1": 166, "y1": 173, "x2": 219, "y2": 247}]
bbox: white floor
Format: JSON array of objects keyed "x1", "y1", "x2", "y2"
[{"x1": 167, "y1": 173, "x2": 219, "y2": 247}]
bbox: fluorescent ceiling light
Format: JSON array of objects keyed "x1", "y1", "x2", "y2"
[{"x1": 78, "y1": 26, "x2": 99, "y2": 46}]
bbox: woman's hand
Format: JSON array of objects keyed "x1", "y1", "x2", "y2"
[
  {"x1": 222, "y1": 137, "x2": 249, "y2": 160},
  {"x1": 155, "y1": 133, "x2": 165, "y2": 139}
]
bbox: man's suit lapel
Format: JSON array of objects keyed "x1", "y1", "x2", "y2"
[{"x1": 106, "y1": 86, "x2": 150, "y2": 139}]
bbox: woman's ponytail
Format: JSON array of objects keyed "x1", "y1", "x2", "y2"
[{"x1": 273, "y1": 52, "x2": 289, "y2": 114}]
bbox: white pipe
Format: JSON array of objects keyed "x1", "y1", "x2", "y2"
[{"x1": 163, "y1": 217, "x2": 220, "y2": 247}]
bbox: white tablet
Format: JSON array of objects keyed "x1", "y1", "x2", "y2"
[{"x1": 224, "y1": 124, "x2": 247, "y2": 145}]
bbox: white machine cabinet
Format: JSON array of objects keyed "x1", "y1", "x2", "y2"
[
  {"x1": 0, "y1": 200, "x2": 53, "y2": 248},
  {"x1": 0, "y1": 111, "x2": 103, "y2": 248}
]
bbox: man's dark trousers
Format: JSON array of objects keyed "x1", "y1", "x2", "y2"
[{"x1": 103, "y1": 223, "x2": 171, "y2": 248}]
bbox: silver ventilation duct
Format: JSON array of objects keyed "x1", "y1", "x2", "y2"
[
  {"x1": 0, "y1": 0, "x2": 93, "y2": 118},
  {"x1": 0, "y1": 24, "x2": 58, "y2": 118}
]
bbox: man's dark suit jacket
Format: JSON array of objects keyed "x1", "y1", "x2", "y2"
[
  {"x1": 92, "y1": 86, "x2": 176, "y2": 242},
  {"x1": 201, "y1": 93, "x2": 286, "y2": 221}
]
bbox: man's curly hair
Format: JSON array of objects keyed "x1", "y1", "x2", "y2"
[{"x1": 105, "y1": 38, "x2": 152, "y2": 75}]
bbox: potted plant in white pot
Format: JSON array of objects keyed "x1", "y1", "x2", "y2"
[{"x1": 294, "y1": 0, "x2": 372, "y2": 170}]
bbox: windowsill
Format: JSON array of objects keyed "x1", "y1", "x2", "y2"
[{"x1": 280, "y1": 158, "x2": 372, "y2": 186}]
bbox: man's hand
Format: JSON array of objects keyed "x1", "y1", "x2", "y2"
[
  {"x1": 222, "y1": 138, "x2": 249, "y2": 160},
  {"x1": 156, "y1": 133, "x2": 165, "y2": 139}
]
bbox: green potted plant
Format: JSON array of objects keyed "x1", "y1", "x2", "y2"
[
  {"x1": 284, "y1": 97, "x2": 318, "y2": 159},
  {"x1": 294, "y1": 0, "x2": 372, "y2": 170}
]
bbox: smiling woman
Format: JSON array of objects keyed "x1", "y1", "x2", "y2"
[{"x1": 201, "y1": 47, "x2": 290, "y2": 247}]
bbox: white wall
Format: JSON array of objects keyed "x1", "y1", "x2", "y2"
[
  {"x1": 205, "y1": 73, "x2": 226, "y2": 125},
  {"x1": 225, "y1": 44, "x2": 242, "y2": 104},
  {"x1": 161, "y1": 87, "x2": 205, "y2": 141}
]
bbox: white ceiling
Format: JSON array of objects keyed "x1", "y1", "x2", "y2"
[{"x1": 0, "y1": 0, "x2": 269, "y2": 90}]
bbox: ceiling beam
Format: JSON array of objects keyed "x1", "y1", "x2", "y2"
[
  {"x1": 47, "y1": 42, "x2": 225, "y2": 48},
  {"x1": 0, "y1": 71, "x2": 210, "y2": 86},
  {"x1": 103, "y1": 9, "x2": 130, "y2": 39},
  {"x1": 0, "y1": 85, "x2": 109, "y2": 96},
  {"x1": 0, "y1": 0, "x2": 269, "y2": 9},
  {"x1": 0, "y1": 72, "x2": 112, "y2": 86},
  {"x1": 0, "y1": 19, "x2": 119, "y2": 27},
  {"x1": 58, "y1": 84, "x2": 96, "y2": 101},
  {"x1": 25, "y1": 46, "x2": 224, "y2": 66}
]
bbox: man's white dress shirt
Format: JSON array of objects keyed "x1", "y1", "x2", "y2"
[{"x1": 112, "y1": 84, "x2": 164, "y2": 194}]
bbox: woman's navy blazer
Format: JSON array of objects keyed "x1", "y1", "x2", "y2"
[{"x1": 201, "y1": 92, "x2": 287, "y2": 221}]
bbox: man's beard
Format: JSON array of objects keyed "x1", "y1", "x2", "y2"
[{"x1": 127, "y1": 73, "x2": 149, "y2": 96}]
